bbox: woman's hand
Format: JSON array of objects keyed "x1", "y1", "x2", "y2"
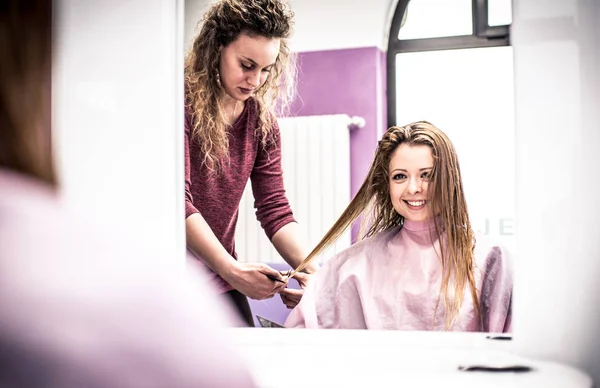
[
  {"x1": 279, "y1": 271, "x2": 311, "y2": 309},
  {"x1": 221, "y1": 261, "x2": 287, "y2": 300}
]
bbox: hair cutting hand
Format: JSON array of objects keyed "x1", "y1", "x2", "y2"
[
  {"x1": 279, "y1": 271, "x2": 311, "y2": 309},
  {"x1": 222, "y1": 262, "x2": 287, "y2": 300}
]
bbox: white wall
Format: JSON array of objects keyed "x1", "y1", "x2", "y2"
[
  {"x1": 512, "y1": 0, "x2": 600, "y2": 383},
  {"x1": 288, "y1": 0, "x2": 397, "y2": 52},
  {"x1": 52, "y1": 0, "x2": 185, "y2": 266},
  {"x1": 185, "y1": 0, "x2": 213, "y2": 51},
  {"x1": 184, "y1": 0, "x2": 398, "y2": 52}
]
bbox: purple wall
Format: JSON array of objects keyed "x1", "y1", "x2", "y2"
[{"x1": 289, "y1": 47, "x2": 387, "y2": 241}]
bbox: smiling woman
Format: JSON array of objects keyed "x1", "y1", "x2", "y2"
[
  {"x1": 388, "y1": 143, "x2": 434, "y2": 222},
  {"x1": 286, "y1": 121, "x2": 513, "y2": 332}
]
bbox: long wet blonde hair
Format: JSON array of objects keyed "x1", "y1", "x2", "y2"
[
  {"x1": 184, "y1": 0, "x2": 297, "y2": 172},
  {"x1": 294, "y1": 121, "x2": 480, "y2": 329}
]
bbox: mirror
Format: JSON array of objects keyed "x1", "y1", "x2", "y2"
[{"x1": 183, "y1": 0, "x2": 514, "y2": 332}]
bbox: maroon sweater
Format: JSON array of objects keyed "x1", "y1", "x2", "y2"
[{"x1": 185, "y1": 98, "x2": 296, "y2": 293}]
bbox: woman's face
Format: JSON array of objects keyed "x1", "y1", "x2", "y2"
[
  {"x1": 388, "y1": 143, "x2": 434, "y2": 223},
  {"x1": 219, "y1": 33, "x2": 280, "y2": 101}
]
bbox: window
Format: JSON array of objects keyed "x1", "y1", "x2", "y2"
[
  {"x1": 487, "y1": 0, "x2": 512, "y2": 26},
  {"x1": 388, "y1": 0, "x2": 511, "y2": 125}
]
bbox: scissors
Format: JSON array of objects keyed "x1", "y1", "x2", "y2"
[{"x1": 266, "y1": 269, "x2": 292, "y2": 283}]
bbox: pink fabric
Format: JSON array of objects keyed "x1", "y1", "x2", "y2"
[
  {"x1": 0, "y1": 168, "x2": 256, "y2": 387},
  {"x1": 285, "y1": 218, "x2": 512, "y2": 332}
]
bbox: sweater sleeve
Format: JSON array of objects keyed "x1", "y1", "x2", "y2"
[
  {"x1": 250, "y1": 116, "x2": 296, "y2": 239},
  {"x1": 185, "y1": 110, "x2": 200, "y2": 219}
]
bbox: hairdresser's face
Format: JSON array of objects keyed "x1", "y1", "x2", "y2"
[
  {"x1": 219, "y1": 33, "x2": 280, "y2": 101},
  {"x1": 389, "y1": 144, "x2": 434, "y2": 223}
]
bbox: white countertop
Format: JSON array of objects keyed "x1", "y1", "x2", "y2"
[{"x1": 228, "y1": 328, "x2": 592, "y2": 388}]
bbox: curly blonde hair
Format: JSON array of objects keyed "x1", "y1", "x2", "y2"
[
  {"x1": 294, "y1": 121, "x2": 480, "y2": 330},
  {"x1": 184, "y1": 0, "x2": 297, "y2": 172}
]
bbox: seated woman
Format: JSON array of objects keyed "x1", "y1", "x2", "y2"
[{"x1": 284, "y1": 121, "x2": 512, "y2": 332}]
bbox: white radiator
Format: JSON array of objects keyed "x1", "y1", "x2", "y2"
[{"x1": 235, "y1": 114, "x2": 359, "y2": 265}]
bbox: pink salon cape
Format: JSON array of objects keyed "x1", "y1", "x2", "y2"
[{"x1": 285, "y1": 218, "x2": 512, "y2": 332}]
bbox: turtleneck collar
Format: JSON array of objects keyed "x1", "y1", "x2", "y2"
[{"x1": 402, "y1": 216, "x2": 442, "y2": 232}]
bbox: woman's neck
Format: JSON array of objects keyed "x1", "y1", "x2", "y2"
[
  {"x1": 221, "y1": 94, "x2": 244, "y2": 125},
  {"x1": 402, "y1": 217, "x2": 442, "y2": 232}
]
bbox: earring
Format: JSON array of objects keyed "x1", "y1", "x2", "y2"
[{"x1": 216, "y1": 71, "x2": 222, "y2": 87}]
